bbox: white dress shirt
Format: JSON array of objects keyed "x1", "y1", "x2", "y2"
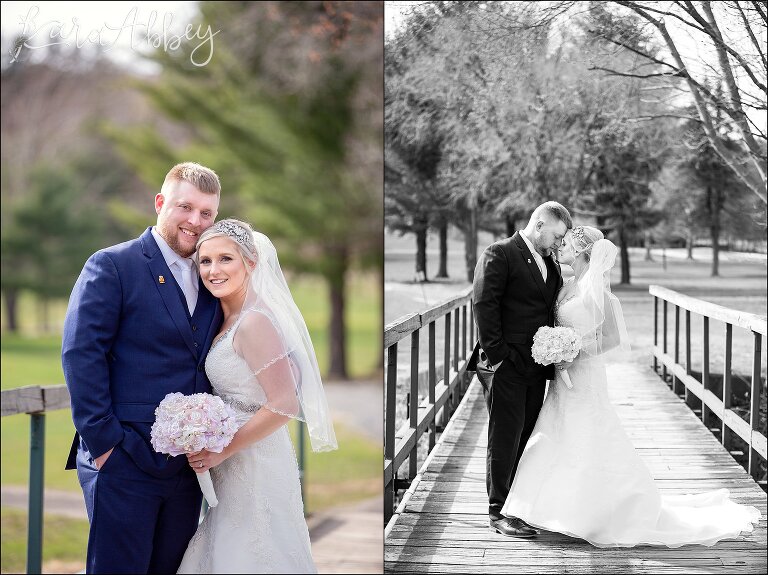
[
  {"x1": 520, "y1": 230, "x2": 547, "y2": 282},
  {"x1": 151, "y1": 227, "x2": 198, "y2": 315}
]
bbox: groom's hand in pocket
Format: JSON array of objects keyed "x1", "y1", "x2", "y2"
[{"x1": 94, "y1": 447, "x2": 114, "y2": 470}]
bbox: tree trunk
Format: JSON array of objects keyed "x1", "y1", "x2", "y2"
[
  {"x1": 686, "y1": 230, "x2": 694, "y2": 260},
  {"x1": 644, "y1": 230, "x2": 653, "y2": 261},
  {"x1": 619, "y1": 226, "x2": 631, "y2": 284},
  {"x1": 415, "y1": 225, "x2": 428, "y2": 282},
  {"x1": 710, "y1": 208, "x2": 720, "y2": 277},
  {"x1": 707, "y1": 185, "x2": 722, "y2": 277},
  {"x1": 40, "y1": 296, "x2": 50, "y2": 334},
  {"x1": 3, "y1": 288, "x2": 19, "y2": 332},
  {"x1": 327, "y1": 247, "x2": 348, "y2": 380},
  {"x1": 464, "y1": 207, "x2": 478, "y2": 283},
  {"x1": 505, "y1": 213, "x2": 516, "y2": 238},
  {"x1": 436, "y1": 220, "x2": 448, "y2": 279}
]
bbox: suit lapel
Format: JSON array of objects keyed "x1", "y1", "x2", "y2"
[
  {"x1": 513, "y1": 232, "x2": 549, "y2": 303},
  {"x1": 141, "y1": 229, "x2": 197, "y2": 358}
]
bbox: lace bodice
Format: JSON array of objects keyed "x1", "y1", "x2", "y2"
[
  {"x1": 555, "y1": 295, "x2": 592, "y2": 331},
  {"x1": 205, "y1": 320, "x2": 267, "y2": 417}
]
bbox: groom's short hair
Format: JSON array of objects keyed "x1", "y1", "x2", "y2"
[
  {"x1": 532, "y1": 201, "x2": 573, "y2": 229},
  {"x1": 161, "y1": 162, "x2": 221, "y2": 197}
]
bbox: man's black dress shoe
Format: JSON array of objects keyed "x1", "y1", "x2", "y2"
[
  {"x1": 489, "y1": 516, "x2": 537, "y2": 538},
  {"x1": 517, "y1": 518, "x2": 539, "y2": 532}
]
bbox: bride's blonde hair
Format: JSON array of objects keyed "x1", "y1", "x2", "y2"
[{"x1": 571, "y1": 226, "x2": 604, "y2": 262}]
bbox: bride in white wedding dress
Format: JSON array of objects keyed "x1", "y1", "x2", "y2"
[
  {"x1": 501, "y1": 225, "x2": 761, "y2": 548},
  {"x1": 177, "y1": 219, "x2": 337, "y2": 573}
]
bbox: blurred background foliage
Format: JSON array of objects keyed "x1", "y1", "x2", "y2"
[{"x1": 1, "y1": 0, "x2": 383, "y2": 380}]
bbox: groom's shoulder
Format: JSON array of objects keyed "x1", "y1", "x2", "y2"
[
  {"x1": 484, "y1": 235, "x2": 519, "y2": 257},
  {"x1": 90, "y1": 230, "x2": 150, "y2": 265}
]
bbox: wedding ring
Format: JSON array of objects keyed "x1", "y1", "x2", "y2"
[{"x1": 199, "y1": 462, "x2": 203, "y2": 468}]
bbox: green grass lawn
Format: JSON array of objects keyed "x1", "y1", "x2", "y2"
[
  {"x1": 1, "y1": 272, "x2": 380, "y2": 380},
  {"x1": 1, "y1": 508, "x2": 90, "y2": 574}
]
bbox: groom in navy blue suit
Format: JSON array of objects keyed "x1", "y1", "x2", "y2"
[{"x1": 62, "y1": 162, "x2": 224, "y2": 574}]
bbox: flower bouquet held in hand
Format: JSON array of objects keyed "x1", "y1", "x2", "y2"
[
  {"x1": 531, "y1": 326, "x2": 582, "y2": 389},
  {"x1": 150, "y1": 392, "x2": 239, "y2": 507}
]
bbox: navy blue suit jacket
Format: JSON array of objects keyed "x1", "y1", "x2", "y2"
[{"x1": 62, "y1": 227, "x2": 222, "y2": 478}]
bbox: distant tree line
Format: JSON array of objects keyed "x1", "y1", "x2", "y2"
[{"x1": 385, "y1": 1, "x2": 766, "y2": 284}]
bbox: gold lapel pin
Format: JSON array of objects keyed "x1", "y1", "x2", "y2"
[{"x1": 159, "y1": 275, "x2": 166, "y2": 284}]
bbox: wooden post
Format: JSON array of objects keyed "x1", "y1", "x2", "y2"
[
  {"x1": 428, "y1": 321, "x2": 436, "y2": 451},
  {"x1": 385, "y1": 343, "x2": 397, "y2": 524},
  {"x1": 653, "y1": 296, "x2": 659, "y2": 373},
  {"x1": 748, "y1": 332, "x2": 763, "y2": 480},
  {"x1": 685, "y1": 310, "x2": 694, "y2": 409},
  {"x1": 27, "y1": 413, "x2": 45, "y2": 575},
  {"x1": 440, "y1": 314, "x2": 451, "y2": 429},
  {"x1": 702, "y1": 316, "x2": 712, "y2": 427},
  {"x1": 461, "y1": 305, "x2": 468, "y2": 394},
  {"x1": 298, "y1": 420, "x2": 306, "y2": 516},
  {"x1": 462, "y1": 305, "x2": 467, "y2": 365},
  {"x1": 453, "y1": 308, "x2": 460, "y2": 374},
  {"x1": 662, "y1": 299, "x2": 668, "y2": 382},
  {"x1": 722, "y1": 324, "x2": 733, "y2": 451},
  {"x1": 673, "y1": 305, "x2": 683, "y2": 395},
  {"x1": 409, "y1": 330, "x2": 419, "y2": 480}
]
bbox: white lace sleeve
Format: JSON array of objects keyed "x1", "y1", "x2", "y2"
[{"x1": 232, "y1": 311, "x2": 301, "y2": 419}]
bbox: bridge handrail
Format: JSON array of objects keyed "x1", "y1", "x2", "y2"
[
  {"x1": 384, "y1": 287, "x2": 475, "y2": 526},
  {"x1": 649, "y1": 284, "x2": 766, "y2": 486},
  {"x1": 1, "y1": 383, "x2": 309, "y2": 574}
]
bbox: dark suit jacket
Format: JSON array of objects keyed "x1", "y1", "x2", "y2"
[
  {"x1": 62, "y1": 227, "x2": 223, "y2": 478},
  {"x1": 470, "y1": 231, "x2": 562, "y2": 386}
]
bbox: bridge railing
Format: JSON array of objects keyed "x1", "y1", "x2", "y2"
[
  {"x1": 384, "y1": 287, "x2": 476, "y2": 527},
  {"x1": 650, "y1": 285, "x2": 767, "y2": 486},
  {"x1": 0, "y1": 384, "x2": 308, "y2": 575}
]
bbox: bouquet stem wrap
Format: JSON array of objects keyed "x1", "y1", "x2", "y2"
[
  {"x1": 197, "y1": 470, "x2": 218, "y2": 507},
  {"x1": 150, "y1": 392, "x2": 240, "y2": 508}
]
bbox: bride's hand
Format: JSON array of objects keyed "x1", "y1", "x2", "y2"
[
  {"x1": 187, "y1": 448, "x2": 230, "y2": 473},
  {"x1": 555, "y1": 360, "x2": 572, "y2": 371}
]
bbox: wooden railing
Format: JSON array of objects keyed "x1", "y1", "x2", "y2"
[
  {"x1": 650, "y1": 285, "x2": 767, "y2": 485},
  {"x1": 1, "y1": 385, "x2": 70, "y2": 575},
  {"x1": 384, "y1": 287, "x2": 475, "y2": 527},
  {"x1": 0, "y1": 384, "x2": 308, "y2": 575}
]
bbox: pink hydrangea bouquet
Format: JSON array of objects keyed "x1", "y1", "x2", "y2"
[
  {"x1": 150, "y1": 392, "x2": 239, "y2": 507},
  {"x1": 531, "y1": 326, "x2": 582, "y2": 389}
]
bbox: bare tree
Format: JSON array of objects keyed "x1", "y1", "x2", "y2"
[{"x1": 577, "y1": 1, "x2": 767, "y2": 203}]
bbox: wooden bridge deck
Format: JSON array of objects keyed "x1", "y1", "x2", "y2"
[{"x1": 385, "y1": 362, "x2": 767, "y2": 574}]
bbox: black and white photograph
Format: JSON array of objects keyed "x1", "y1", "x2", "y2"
[{"x1": 384, "y1": 1, "x2": 767, "y2": 573}]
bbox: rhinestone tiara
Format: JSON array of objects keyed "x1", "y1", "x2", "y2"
[
  {"x1": 572, "y1": 226, "x2": 586, "y2": 243},
  {"x1": 571, "y1": 226, "x2": 595, "y2": 252},
  {"x1": 211, "y1": 220, "x2": 256, "y2": 255}
]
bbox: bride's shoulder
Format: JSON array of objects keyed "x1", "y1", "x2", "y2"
[
  {"x1": 235, "y1": 309, "x2": 279, "y2": 338},
  {"x1": 556, "y1": 279, "x2": 579, "y2": 303}
]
